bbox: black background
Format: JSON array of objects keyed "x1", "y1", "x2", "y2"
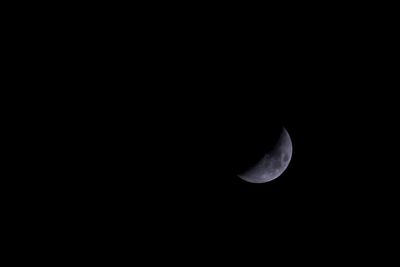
[{"x1": 17, "y1": 4, "x2": 398, "y2": 261}]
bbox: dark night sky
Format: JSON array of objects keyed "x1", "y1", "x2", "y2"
[{"x1": 33, "y1": 7, "x2": 398, "y2": 260}]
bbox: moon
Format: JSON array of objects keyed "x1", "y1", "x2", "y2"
[{"x1": 238, "y1": 128, "x2": 293, "y2": 183}]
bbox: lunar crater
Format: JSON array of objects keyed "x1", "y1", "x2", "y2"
[{"x1": 238, "y1": 128, "x2": 292, "y2": 183}]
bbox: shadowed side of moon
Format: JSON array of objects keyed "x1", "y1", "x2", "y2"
[{"x1": 238, "y1": 128, "x2": 293, "y2": 183}]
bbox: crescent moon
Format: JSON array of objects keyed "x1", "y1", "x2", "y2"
[{"x1": 238, "y1": 128, "x2": 293, "y2": 183}]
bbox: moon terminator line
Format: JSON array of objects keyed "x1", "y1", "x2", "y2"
[{"x1": 238, "y1": 128, "x2": 293, "y2": 183}]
